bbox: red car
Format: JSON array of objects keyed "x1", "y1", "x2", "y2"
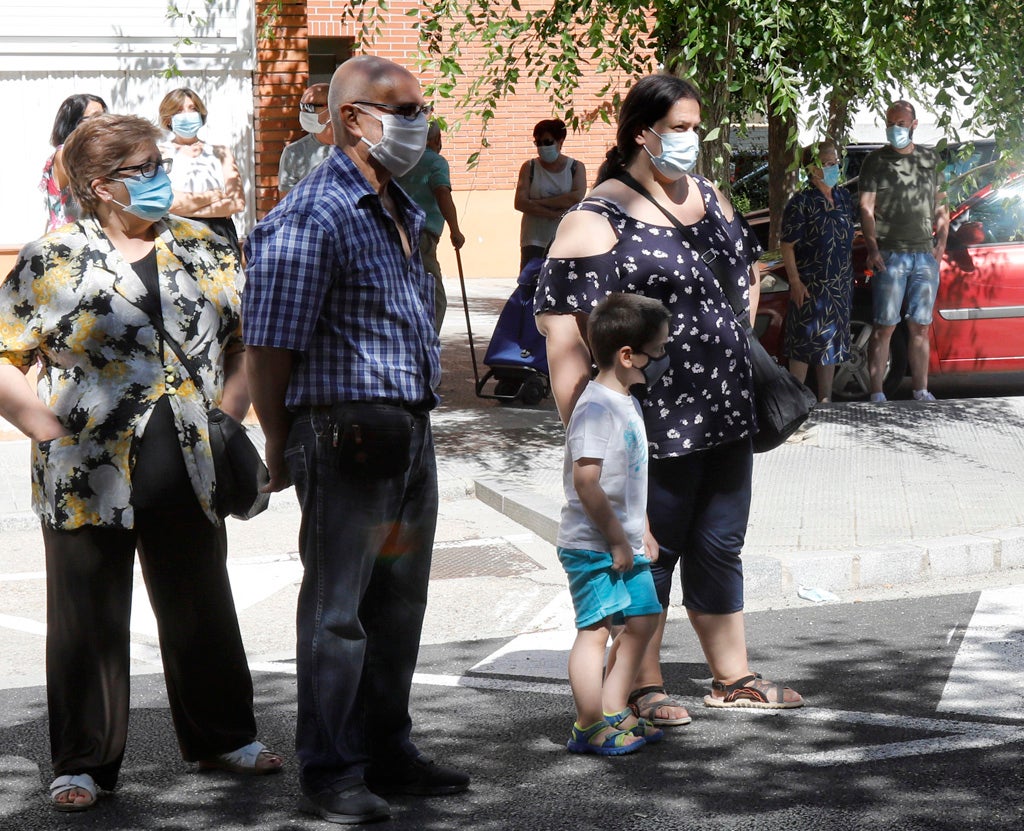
[{"x1": 753, "y1": 163, "x2": 1024, "y2": 399}]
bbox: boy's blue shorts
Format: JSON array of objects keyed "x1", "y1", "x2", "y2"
[{"x1": 556, "y1": 547, "x2": 663, "y2": 629}]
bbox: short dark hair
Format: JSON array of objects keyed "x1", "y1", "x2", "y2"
[
  {"x1": 533, "y1": 118, "x2": 567, "y2": 142},
  {"x1": 49, "y1": 94, "x2": 108, "y2": 148},
  {"x1": 888, "y1": 99, "x2": 916, "y2": 121},
  {"x1": 599, "y1": 74, "x2": 702, "y2": 183},
  {"x1": 587, "y1": 293, "x2": 671, "y2": 369}
]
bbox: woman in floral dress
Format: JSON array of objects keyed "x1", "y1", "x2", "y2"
[
  {"x1": 536, "y1": 74, "x2": 804, "y2": 724},
  {"x1": 0, "y1": 114, "x2": 281, "y2": 812}
]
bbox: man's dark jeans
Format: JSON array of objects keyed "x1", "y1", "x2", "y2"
[{"x1": 285, "y1": 406, "x2": 438, "y2": 793}]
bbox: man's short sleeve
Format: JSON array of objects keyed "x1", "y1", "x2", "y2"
[
  {"x1": 427, "y1": 154, "x2": 451, "y2": 193},
  {"x1": 243, "y1": 211, "x2": 337, "y2": 351},
  {"x1": 858, "y1": 151, "x2": 880, "y2": 193}
]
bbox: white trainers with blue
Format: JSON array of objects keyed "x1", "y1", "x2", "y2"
[
  {"x1": 869, "y1": 392, "x2": 887, "y2": 403},
  {"x1": 913, "y1": 389, "x2": 937, "y2": 402}
]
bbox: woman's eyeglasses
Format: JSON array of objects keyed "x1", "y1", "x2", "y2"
[
  {"x1": 534, "y1": 139, "x2": 557, "y2": 147},
  {"x1": 112, "y1": 159, "x2": 165, "y2": 179},
  {"x1": 353, "y1": 101, "x2": 434, "y2": 122}
]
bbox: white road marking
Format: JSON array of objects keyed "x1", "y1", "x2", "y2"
[
  {"x1": 469, "y1": 590, "x2": 577, "y2": 679},
  {"x1": 0, "y1": 614, "x2": 45, "y2": 637},
  {"x1": 937, "y1": 584, "x2": 1024, "y2": 719}
]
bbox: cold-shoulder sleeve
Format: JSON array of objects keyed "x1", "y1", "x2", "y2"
[{"x1": 534, "y1": 198, "x2": 628, "y2": 317}]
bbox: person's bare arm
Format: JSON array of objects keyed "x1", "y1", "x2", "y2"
[
  {"x1": 0, "y1": 364, "x2": 69, "y2": 442},
  {"x1": 860, "y1": 190, "x2": 885, "y2": 272},
  {"x1": 535, "y1": 161, "x2": 588, "y2": 210},
  {"x1": 780, "y1": 241, "x2": 807, "y2": 307},
  {"x1": 433, "y1": 186, "x2": 465, "y2": 249},
  {"x1": 933, "y1": 190, "x2": 950, "y2": 262},
  {"x1": 184, "y1": 147, "x2": 246, "y2": 218},
  {"x1": 245, "y1": 346, "x2": 295, "y2": 492},
  {"x1": 513, "y1": 161, "x2": 565, "y2": 219},
  {"x1": 573, "y1": 458, "x2": 633, "y2": 572},
  {"x1": 219, "y1": 349, "x2": 250, "y2": 421}
]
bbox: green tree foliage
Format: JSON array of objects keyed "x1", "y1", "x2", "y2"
[{"x1": 344, "y1": 0, "x2": 1023, "y2": 243}]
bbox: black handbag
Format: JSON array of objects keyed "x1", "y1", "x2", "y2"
[
  {"x1": 143, "y1": 316, "x2": 270, "y2": 520},
  {"x1": 615, "y1": 172, "x2": 815, "y2": 452}
]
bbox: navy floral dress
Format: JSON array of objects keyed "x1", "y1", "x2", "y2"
[
  {"x1": 535, "y1": 176, "x2": 762, "y2": 458},
  {"x1": 781, "y1": 185, "x2": 855, "y2": 364}
]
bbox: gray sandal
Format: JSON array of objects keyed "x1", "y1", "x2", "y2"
[{"x1": 628, "y1": 685, "x2": 693, "y2": 726}]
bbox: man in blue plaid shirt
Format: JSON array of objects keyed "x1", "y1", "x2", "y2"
[{"x1": 243, "y1": 55, "x2": 468, "y2": 825}]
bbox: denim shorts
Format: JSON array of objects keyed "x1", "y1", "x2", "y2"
[
  {"x1": 872, "y1": 250, "x2": 940, "y2": 326},
  {"x1": 556, "y1": 547, "x2": 663, "y2": 629}
]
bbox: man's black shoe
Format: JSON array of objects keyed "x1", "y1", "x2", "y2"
[
  {"x1": 366, "y1": 755, "x2": 470, "y2": 796},
  {"x1": 298, "y1": 783, "x2": 391, "y2": 825}
]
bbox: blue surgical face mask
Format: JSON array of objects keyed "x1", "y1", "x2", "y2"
[
  {"x1": 111, "y1": 168, "x2": 174, "y2": 221},
  {"x1": 822, "y1": 164, "x2": 840, "y2": 187},
  {"x1": 538, "y1": 144, "x2": 560, "y2": 163},
  {"x1": 886, "y1": 124, "x2": 912, "y2": 150},
  {"x1": 644, "y1": 129, "x2": 700, "y2": 180},
  {"x1": 171, "y1": 111, "x2": 203, "y2": 139}
]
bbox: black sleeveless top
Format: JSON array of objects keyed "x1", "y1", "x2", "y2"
[
  {"x1": 129, "y1": 249, "x2": 193, "y2": 507},
  {"x1": 535, "y1": 176, "x2": 762, "y2": 457}
]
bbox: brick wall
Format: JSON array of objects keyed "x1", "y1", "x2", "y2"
[
  {"x1": 304, "y1": 0, "x2": 640, "y2": 194},
  {"x1": 254, "y1": 0, "x2": 309, "y2": 218}
]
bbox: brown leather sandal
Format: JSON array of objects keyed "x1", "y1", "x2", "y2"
[
  {"x1": 703, "y1": 673, "x2": 804, "y2": 709},
  {"x1": 628, "y1": 685, "x2": 692, "y2": 726}
]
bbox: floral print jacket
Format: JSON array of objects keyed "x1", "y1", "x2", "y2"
[{"x1": 0, "y1": 216, "x2": 243, "y2": 530}]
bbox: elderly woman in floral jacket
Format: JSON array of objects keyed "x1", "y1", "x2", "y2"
[{"x1": 0, "y1": 114, "x2": 281, "y2": 813}]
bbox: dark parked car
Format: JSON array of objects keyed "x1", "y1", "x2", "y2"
[{"x1": 753, "y1": 162, "x2": 1023, "y2": 399}]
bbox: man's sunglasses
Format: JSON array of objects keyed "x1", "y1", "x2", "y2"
[
  {"x1": 353, "y1": 101, "x2": 434, "y2": 122},
  {"x1": 299, "y1": 102, "x2": 327, "y2": 113}
]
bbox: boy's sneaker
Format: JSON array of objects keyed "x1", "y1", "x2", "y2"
[
  {"x1": 869, "y1": 392, "x2": 887, "y2": 403},
  {"x1": 913, "y1": 389, "x2": 937, "y2": 402}
]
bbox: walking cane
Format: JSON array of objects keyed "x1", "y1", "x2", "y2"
[{"x1": 455, "y1": 247, "x2": 484, "y2": 393}]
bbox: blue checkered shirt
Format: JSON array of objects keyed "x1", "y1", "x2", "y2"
[{"x1": 243, "y1": 148, "x2": 441, "y2": 409}]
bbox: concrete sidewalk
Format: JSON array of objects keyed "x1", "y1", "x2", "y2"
[{"x1": 2, "y1": 278, "x2": 1024, "y2": 604}]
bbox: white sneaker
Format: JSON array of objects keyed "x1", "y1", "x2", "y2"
[
  {"x1": 869, "y1": 392, "x2": 887, "y2": 403},
  {"x1": 913, "y1": 389, "x2": 937, "y2": 402}
]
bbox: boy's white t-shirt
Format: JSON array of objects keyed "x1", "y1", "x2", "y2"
[{"x1": 557, "y1": 380, "x2": 649, "y2": 553}]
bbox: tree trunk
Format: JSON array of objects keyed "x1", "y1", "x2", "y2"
[{"x1": 766, "y1": 99, "x2": 800, "y2": 250}]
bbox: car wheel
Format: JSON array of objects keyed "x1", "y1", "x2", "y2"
[{"x1": 831, "y1": 314, "x2": 908, "y2": 400}]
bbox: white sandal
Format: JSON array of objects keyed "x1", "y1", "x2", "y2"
[
  {"x1": 50, "y1": 773, "x2": 98, "y2": 812},
  {"x1": 198, "y1": 740, "x2": 283, "y2": 775}
]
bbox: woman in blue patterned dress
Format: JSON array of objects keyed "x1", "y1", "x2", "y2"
[
  {"x1": 536, "y1": 75, "x2": 803, "y2": 726},
  {"x1": 781, "y1": 141, "x2": 855, "y2": 402}
]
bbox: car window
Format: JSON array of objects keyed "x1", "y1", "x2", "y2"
[{"x1": 967, "y1": 178, "x2": 1024, "y2": 244}]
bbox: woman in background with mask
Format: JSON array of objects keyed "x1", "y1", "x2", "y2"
[
  {"x1": 514, "y1": 118, "x2": 587, "y2": 271},
  {"x1": 0, "y1": 114, "x2": 281, "y2": 812},
  {"x1": 40, "y1": 93, "x2": 108, "y2": 232},
  {"x1": 536, "y1": 74, "x2": 804, "y2": 727},
  {"x1": 158, "y1": 87, "x2": 245, "y2": 256},
  {"x1": 781, "y1": 141, "x2": 855, "y2": 402}
]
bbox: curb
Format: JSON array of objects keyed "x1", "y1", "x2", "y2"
[{"x1": 476, "y1": 478, "x2": 1024, "y2": 603}]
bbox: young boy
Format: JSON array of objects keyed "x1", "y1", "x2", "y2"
[{"x1": 558, "y1": 292, "x2": 671, "y2": 755}]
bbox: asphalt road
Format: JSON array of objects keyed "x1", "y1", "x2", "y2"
[{"x1": 2, "y1": 579, "x2": 1022, "y2": 831}]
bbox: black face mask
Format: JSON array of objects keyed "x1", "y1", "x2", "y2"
[{"x1": 637, "y1": 351, "x2": 671, "y2": 389}]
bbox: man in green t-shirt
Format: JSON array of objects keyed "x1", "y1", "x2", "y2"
[
  {"x1": 396, "y1": 122, "x2": 466, "y2": 332},
  {"x1": 859, "y1": 100, "x2": 949, "y2": 402}
]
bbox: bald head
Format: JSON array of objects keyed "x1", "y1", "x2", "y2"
[
  {"x1": 328, "y1": 56, "x2": 417, "y2": 116},
  {"x1": 301, "y1": 83, "x2": 329, "y2": 107}
]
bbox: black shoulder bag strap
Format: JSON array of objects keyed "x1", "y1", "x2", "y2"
[{"x1": 614, "y1": 171, "x2": 751, "y2": 329}]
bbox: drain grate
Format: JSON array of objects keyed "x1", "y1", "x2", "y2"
[{"x1": 430, "y1": 540, "x2": 542, "y2": 580}]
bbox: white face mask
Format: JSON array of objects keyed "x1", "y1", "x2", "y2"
[
  {"x1": 357, "y1": 107, "x2": 428, "y2": 176},
  {"x1": 299, "y1": 109, "x2": 328, "y2": 135},
  {"x1": 644, "y1": 129, "x2": 700, "y2": 180}
]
